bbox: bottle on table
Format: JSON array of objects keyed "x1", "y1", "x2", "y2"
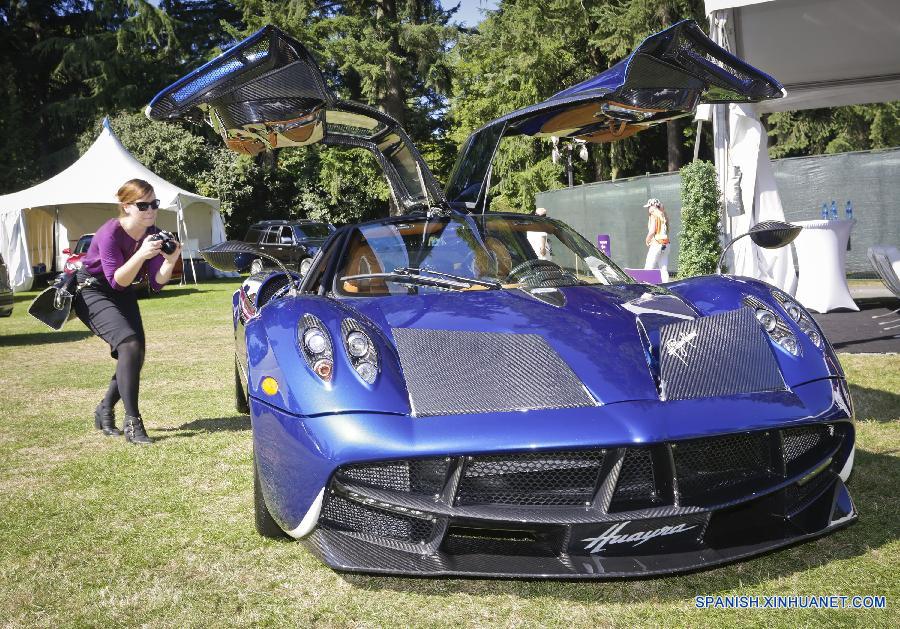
[
  {"x1": 845, "y1": 200, "x2": 853, "y2": 251},
  {"x1": 830, "y1": 200, "x2": 838, "y2": 220},
  {"x1": 821, "y1": 203, "x2": 829, "y2": 219}
]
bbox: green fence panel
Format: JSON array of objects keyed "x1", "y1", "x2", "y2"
[{"x1": 537, "y1": 147, "x2": 900, "y2": 277}]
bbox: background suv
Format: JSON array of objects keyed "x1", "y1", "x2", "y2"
[{"x1": 241, "y1": 220, "x2": 334, "y2": 275}]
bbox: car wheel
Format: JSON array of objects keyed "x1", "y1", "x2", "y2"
[
  {"x1": 250, "y1": 258, "x2": 264, "y2": 275},
  {"x1": 235, "y1": 357, "x2": 250, "y2": 414},
  {"x1": 254, "y1": 448, "x2": 289, "y2": 539}
]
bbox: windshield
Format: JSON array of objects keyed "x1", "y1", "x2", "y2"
[
  {"x1": 294, "y1": 224, "x2": 331, "y2": 239},
  {"x1": 336, "y1": 215, "x2": 631, "y2": 296},
  {"x1": 74, "y1": 235, "x2": 93, "y2": 255}
]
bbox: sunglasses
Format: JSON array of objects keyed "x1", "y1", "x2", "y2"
[{"x1": 134, "y1": 199, "x2": 161, "y2": 211}]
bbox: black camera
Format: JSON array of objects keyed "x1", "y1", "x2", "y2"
[{"x1": 149, "y1": 230, "x2": 179, "y2": 255}]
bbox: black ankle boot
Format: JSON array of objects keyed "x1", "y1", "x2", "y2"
[
  {"x1": 94, "y1": 404, "x2": 123, "y2": 437},
  {"x1": 123, "y1": 414, "x2": 152, "y2": 445}
]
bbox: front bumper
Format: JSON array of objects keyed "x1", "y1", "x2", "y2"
[
  {"x1": 306, "y1": 482, "x2": 855, "y2": 578},
  {"x1": 251, "y1": 379, "x2": 856, "y2": 578}
]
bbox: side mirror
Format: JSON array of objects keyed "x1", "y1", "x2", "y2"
[
  {"x1": 201, "y1": 241, "x2": 294, "y2": 280},
  {"x1": 62, "y1": 248, "x2": 71, "y2": 255},
  {"x1": 718, "y1": 220, "x2": 802, "y2": 273}
]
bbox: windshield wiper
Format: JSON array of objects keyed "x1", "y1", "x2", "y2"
[
  {"x1": 339, "y1": 271, "x2": 472, "y2": 292},
  {"x1": 339, "y1": 267, "x2": 502, "y2": 292},
  {"x1": 398, "y1": 267, "x2": 501, "y2": 289}
]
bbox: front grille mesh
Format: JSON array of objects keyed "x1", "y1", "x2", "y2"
[
  {"x1": 675, "y1": 432, "x2": 776, "y2": 506},
  {"x1": 319, "y1": 495, "x2": 433, "y2": 543},
  {"x1": 783, "y1": 424, "x2": 833, "y2": 476},
  {"x1": 456, "y1": 450, "x2": 606, "y2": 506},
  {"x1": 609, "y1": 448, "x2": 657, "y2": 511},
  {"x1": 322, "y1": 423, "x2": 847, "y2": 538},
  {"x1": 339, "y1": 459, "x2": 448, "y2": 495}
]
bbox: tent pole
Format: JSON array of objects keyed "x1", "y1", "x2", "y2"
[
  {"x1": 693, "y1": 120, "x2": 702, "y2": 162},
  {"x1": 175, "y1": 198, "x2": 197, "y2": 285}
]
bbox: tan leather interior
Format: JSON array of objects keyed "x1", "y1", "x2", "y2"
[
  {"x1": 483, "y1": 236, "x2": 512, "y2": 277},
  {"x1": 341, "y1": 237, "x2": 387, "y2": 295}
]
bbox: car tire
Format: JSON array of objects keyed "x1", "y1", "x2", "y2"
[
  {"x1": 254, "y1": 448, "x2": 289, "y2": 539},
  {"x1": 250, "y1": 258, "x2": 264, "y2": 275},
  {"x1": 235, "y1": 357, "x2": 250, "y2": 414}
]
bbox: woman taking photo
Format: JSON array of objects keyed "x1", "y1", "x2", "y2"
[{"x1": 74, "y1": 179, "x2": 181, "y2": 445}]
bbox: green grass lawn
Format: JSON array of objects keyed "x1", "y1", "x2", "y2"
[{"x1": 0, "y1": 281, "x2": 897, "y2": 627}]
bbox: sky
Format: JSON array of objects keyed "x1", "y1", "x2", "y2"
[{"x1": 445, "y1": 0, "x2": 499, "y2": 27}]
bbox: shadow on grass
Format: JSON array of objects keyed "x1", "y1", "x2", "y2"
[
  {"x1": 849, "y1": 383, "x2": 900, "y2": 422},
  {"x1": 339, "y1": 448, "x2": 899, "y2": 602},
  {"x1": 0, "y1": 330, "x2": 93, "y2": 346},
  {"x1": 139, "y1": 287, "x2": 201, "y2": 300},
  {"x1": 156, "y1": 415, "x2": 250, "y2": 436}
]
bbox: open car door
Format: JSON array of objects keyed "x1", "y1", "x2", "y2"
[
  {"x1": 147, "y1": 26, "x2": 445, "y2": 212},
  {"x1": 445, "y1": 20, "x2": 785, "y2": 209}
]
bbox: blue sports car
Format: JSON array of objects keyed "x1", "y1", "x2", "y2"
[{"x1": 148, "y1": 21, "x2": 856, "y2": 578}]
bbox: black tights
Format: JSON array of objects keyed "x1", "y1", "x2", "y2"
[{"x1": 101, "y1": 336, "x2": 145, "y2": 417}]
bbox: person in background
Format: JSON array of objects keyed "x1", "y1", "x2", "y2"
[
  {"x1": 643, "y1": 198, "x2": 670, "y2": 282},
  {"x1": 73, "y1": 179, "x2": 182, "y2": 445},
  {"x1": 527, "y1": 207, "x2": 552, "y2": 260}
]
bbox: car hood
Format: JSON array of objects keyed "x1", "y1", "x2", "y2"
[{"x1": 343, "y1": 284, "x2": 705, "y2": 406}]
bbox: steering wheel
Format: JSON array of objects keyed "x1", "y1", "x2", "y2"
[{"x1": 505, "y1": 258, "x2": 564, "y2": 283}]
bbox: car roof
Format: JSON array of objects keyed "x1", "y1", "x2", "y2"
[{"x1": 251, "y1": 220, "x2": 326, "y2": 227}]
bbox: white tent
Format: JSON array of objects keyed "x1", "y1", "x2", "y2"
[
  {"x1": 0, "y1": 118, "x2": 227, "y2": 291},
  {"x1": 701, "y1": 0, "x2": 900, "y2": 290}
]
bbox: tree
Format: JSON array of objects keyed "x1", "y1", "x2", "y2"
[
  {"x1": 678, "y1": 160, "x2": 721, "y2": 277},
  {"x1": 766, "y1": 103, "x2": 900, "y2": 159},
  {"x1": 0, "y1": 0, "x2": 238, "y2": 194}
]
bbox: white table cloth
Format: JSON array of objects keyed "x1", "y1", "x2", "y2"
[{"x1": 793, "y1": 219, "x2": 858, "y2": 313}]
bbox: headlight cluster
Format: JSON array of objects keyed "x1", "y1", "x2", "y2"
[
  {"x1": 299, "y1": 314, "x2": 334, "y2": 381},
  {"x1": 298, "y1": 315, "x2": 379, "y2": 384},
  {"x1": 341, "y1": 319, "x2": 379, "y2": 384},
  {"x1": 742, "y1": 295, "x2": 800, "y2": 356},
  {"x1": 772, "y1": 290, "x2": 823, "y2": 348}
]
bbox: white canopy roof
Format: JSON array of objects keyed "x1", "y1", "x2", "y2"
[
  {"x1": 704, "y1": 0, "x2": 900, "y2": 113},
  {"x1": 0, "y1": 118, "x2": 225, "y2": 291},
  {"x1": 0, "y1": 118, "x2": 219, "y2": 214}
]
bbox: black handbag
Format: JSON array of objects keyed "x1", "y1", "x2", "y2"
[{"x1": 28, "y1": 272, "x2": 96, "y2": 331}]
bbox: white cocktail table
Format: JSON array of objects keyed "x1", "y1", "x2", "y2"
[{"x1": 793, "y1": 219, "x2": 858, "y2": 313}]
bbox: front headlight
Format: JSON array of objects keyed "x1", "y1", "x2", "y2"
[
  {"x1": 743, "y1": 295, "x2": 800, "y2": 356},
  {"x1": 341, "y1": 319, "x2": 379, "y2": 384},
  {"x1": 299, "y1": 314, "x2": 333, "y2": 381},
  {"x1": 772, "y1": 290, "x2": 823, "y2": 349}
]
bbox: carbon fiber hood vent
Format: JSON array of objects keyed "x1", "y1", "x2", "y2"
[
  {"x1": 392, "y1": 328, "x2": 597, "y2": 417},
  {"x1": 658, "y1": 308, "x2": 786, "y2": 400}
]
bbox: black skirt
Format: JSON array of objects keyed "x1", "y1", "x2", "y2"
[{"x1": 74, "y1": 268, "x2": 144, "y2": 359}]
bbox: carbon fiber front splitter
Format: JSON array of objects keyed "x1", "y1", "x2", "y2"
[{"x1": 302, "y1": 477, "x2": 856, "y2": 578}]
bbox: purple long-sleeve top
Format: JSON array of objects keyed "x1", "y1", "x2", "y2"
[{"x1": 81, "y1": 218, "x2": 165, "y2": 291}]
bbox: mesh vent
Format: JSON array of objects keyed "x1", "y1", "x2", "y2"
[
  {"x1": 338, "y1": 459, "x2": 448, "y2": 496},
  {"x1": 257, "y1": 274, "x2": 291, "y2": 308},
  {"x1": 392, "y1": 328, "x2": 596, "y2": 417},
  {"x1": 609, "y1": 449, "x2": 658, "y2": 512},
  {"x1": 320, "y1": 495, "x2": 433, "y2": 543},
  {"x1": 675, "y1": 432, "x2": 776, "y2": 507},
  {"x1": 456, "y1": 450, "x2": 605, "y2": 506},
  {"x1": 783, "y1": 424, "x2": 837, "y2": 476},
  {"x1": 173, "y1": 41, "x2": 270, "y2": 103}
]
